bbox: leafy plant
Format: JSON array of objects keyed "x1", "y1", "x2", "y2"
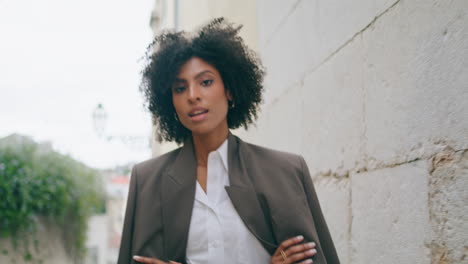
[{"x1": 0, "y1": 135, "x2": 105, "y2": 261}]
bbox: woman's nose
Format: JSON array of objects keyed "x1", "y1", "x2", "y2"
[{"x1": 187, "y1": 85, "x2": 201, "y2": 102}]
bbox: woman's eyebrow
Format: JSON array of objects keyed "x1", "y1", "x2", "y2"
[
  {"x1": 194, "y1": 70, "x2": 214, "y2": 79},
  {"x1": 174, "y1": 70, "x2": 214, "y2": 83}
]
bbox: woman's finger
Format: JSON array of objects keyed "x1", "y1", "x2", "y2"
[
  {"x1": 271, "y1": 235, "x2": 305, "y2": 263},
  {"x1": 272, "y1": 239, "x2": 318, "y2": 264},
  {"x1": 285, "y1": 247, "x2": 317, "y2": 263},
  {"x1": 133, "y1": 255, "x2": 166, "y2": 264},
  {"x1": 296, "y1": 259, "x2": 314, "y2": 264},
  {"x1": 284, "y1": 241, "x2": 316, "y2": 257},
  {"x1": 275, "y1": 235, "x2": 304, "y2": 255}
]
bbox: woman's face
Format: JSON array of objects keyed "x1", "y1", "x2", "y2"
[{"x1": 172, "y1": 57, "x2": 231, "y2": 138}]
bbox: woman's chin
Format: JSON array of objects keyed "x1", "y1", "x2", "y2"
[
  {"x1": 189, "y1": 125, "x2": 228, "y2": 139},
  {"x1": 190, "y1": 128, "x2": 214, "y2": 137}
]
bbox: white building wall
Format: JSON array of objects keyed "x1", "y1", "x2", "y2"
[
  {"x1": 85, "y1": 215, "x2": 108, "y2": 264},
  {"x1": 250, "y1": 0, "x2": 468, "y2": 263},
  {"x1": 178, "y1": 0, "x2": 258, "y2": 50}
]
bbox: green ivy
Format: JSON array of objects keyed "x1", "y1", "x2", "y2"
[{"x1": 0, "y1": 135, "x2": 105, "y2": 261}]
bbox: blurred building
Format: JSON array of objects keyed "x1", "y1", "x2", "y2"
[
  {"x1": 104, "y1": 172, "x2": 130, "y2": 264},
  {"x1": 85, "y1": 167, "x2": 130, "y2": 264},
  {"x1": 150, "y1": 0, "x2": 257, "y2": 48},
  {"x1": 147, "y1": 1, "x2": 468, "y2": 263},
  {"x1": 85, "y1": 215, "x2": 108, "y2": 264}
]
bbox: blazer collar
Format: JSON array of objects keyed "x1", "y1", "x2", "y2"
[
  {"x1": 161, "y1": 137, "x2": 197, "y2": 262},
  {"x1": 225, "y1": 133, "x2": 277, "y2": 254},
  {"x1": 161, "y1": 133, "x2": 276, "y2": 262}
]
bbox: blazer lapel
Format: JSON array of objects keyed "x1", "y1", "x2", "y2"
[
  {"x1": 225, "y1": 133, "x2": 277, "y2": 254},
  {"x1": 161, "y1": 138, "x2": 197, "y2": 262},
  {"x1": 161, "y1": 134, "x2": 277, "y2": 260}
]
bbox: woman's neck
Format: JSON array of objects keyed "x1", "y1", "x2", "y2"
[{"x1": 192, "y1": 129, "x2": 229, "y2": 167}]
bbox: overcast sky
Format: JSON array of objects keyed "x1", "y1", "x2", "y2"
[{"x1": 0, "y1": 0, "x2": 156, "y2": 169}]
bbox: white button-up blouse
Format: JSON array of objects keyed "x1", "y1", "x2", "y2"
[{"x1": 186, "y1": 139, "x2": 271, "y2": 264}]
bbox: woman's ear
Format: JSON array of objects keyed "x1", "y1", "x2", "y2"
[{"x1": 226, "y1": 90, "x2": 233, "y2": 101}]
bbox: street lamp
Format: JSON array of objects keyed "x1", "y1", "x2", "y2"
[
  {"x1": 92, "y1": 103, "x2": 150, "y2": 151},
  {"x1": 92, "y1": 103, "x2": 108, "y2": 138}
]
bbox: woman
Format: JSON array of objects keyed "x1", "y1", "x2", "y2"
[{"x1": 118, "y1": 18, "x2": 339, "y2": 264}]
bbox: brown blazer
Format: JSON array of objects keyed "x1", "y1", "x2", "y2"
[{"x1": 117, "y1": 133, "x2": 340, "y2": 264}]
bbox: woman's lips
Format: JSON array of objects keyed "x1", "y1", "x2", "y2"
[{"x1": 188, "y1": 109, "x2": 208, "y2": 122}]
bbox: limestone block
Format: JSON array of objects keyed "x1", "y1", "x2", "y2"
[
  {"x1": 256, "y1": 0, "x2": 300, "y2": 46},
  {"x1": 300, "y1": 36, "x2": 365, "y2": 177},
  {"x1": 178, "y1": 0, "x2": 258, "y2": 50},
  {"x1": 350, "y1": 160, "x2": 431, "y2": 264},
  {"x1": 262, "y1": 84, "x2": 304, "y2": 153},
  {"x1": 258, "y1": 0, "x2": 398, "y2": 106},
  {"x1": 259, "y1": 0, "x2": 318, "y2": 107},
  {"x1": 236, "y1": 82, "x2": 305, "y2": 155},
  {"x1": 315, "y1": 178, "x2": 351, "y2": 264},
  {"x1": 428, "y1": 149, "x2": 468, "y2": 263},
  {"x1": 363, "y1": 0, "x2": 468, "y2": 165}
]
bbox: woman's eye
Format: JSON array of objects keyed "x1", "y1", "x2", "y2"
[
  {"x1": 173, "y1": 86, "x2": 185, "y2": 93},
  {"x1": 201, "y1": 79, "x2": 213, "y2": 86}
]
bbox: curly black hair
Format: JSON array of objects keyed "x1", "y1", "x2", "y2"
[{"x1": 140, "y1": 18, "x2": 265, "y2": 144}]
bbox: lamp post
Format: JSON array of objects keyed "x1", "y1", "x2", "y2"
[
  {"x1": 92, "y1": 103, "x2": 150, "y2": 151},
  {"x1": 92, "y1": 103, "x2": 108, "y2": 139}
]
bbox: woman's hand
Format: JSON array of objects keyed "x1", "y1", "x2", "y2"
[
  {"x1": 271, "y1": 235, "x2": 317, "y2": 264},
  {"x1": 133, "y1": 255, "x2": 181, "y2": 264}
]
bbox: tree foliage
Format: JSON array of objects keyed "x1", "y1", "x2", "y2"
[{"x1": 0, "y1": 134, "x2": 105, "y2": 261}]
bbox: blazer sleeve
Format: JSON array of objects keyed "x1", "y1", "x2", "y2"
[
  {"x1": 299, "y1": 156, "x2": 340, "y2": 264},
  {"x1": 117, "y1": 166, "x2": 138, "y2": 264}
]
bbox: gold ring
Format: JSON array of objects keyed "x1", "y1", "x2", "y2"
[{"x1": 280, "y1": 250, "x2": 287, "y2": 261}]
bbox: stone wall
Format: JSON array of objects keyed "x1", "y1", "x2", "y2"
[
  {"x1": 0, "y1": 219, "x2": 73, "y2": 264},
  {"x1": 241, "y1": 0, "x2": 468, "y2": 263}
]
